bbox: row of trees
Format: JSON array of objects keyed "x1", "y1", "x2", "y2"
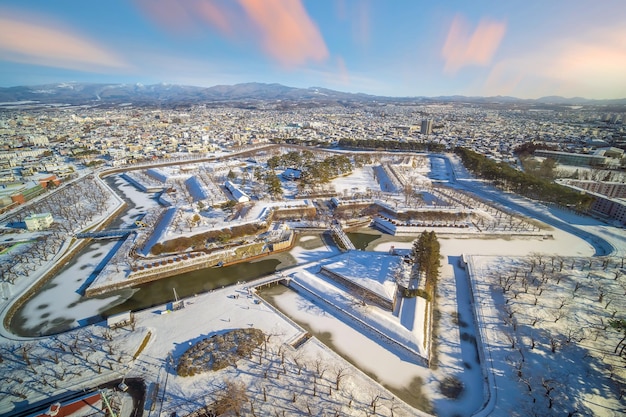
[
  {"x1": 454, "y1": 147, "x2": 594, "y2": 209},
  {"x1": 411, "y1": 231, "x2": 440, "y2": 299},
  {"x1": 338, "y1": 138, "x2": 446, "y2": 152}
]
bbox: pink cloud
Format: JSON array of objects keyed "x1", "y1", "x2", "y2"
[
  {"x1": 133, "y1": 0, "x2": 196, "y2": 32},
  {"x1": 195, "y1": 1, "x2": 235, "y2": 37},
  {"x1": 237, "y1": 0, "x2": 328, "y2": 67},
  {"x1": 134, "y1": 0, "x2": 329, "y2": 68},
  {"x1": 482, "y1": 25, "x2": 626, "y2": 98},
  {"x1": 134, "y1": 0, "x2": 236, "y2": 36},
  {"x1": 442, "y1": 15, "x2": 506, "y2": 73},
  {"x1": 0, "y1": 13, "x2": 129, "y2": 71}
]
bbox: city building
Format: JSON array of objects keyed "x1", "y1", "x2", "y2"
[
  {"x1": 588, "y1": 194, "x2": 626, "y2": 226},
  {"x1": 420, "y1": 119, "x2": 433, "y2": 135},
  {"x1": 559, "y1": 180, "x2": 626, "y2": 199},
  {"x1": 24, "y1": 212, "x2": 54, "y2": 230},
  {"x1": 282, "y1": 168, "x2": 302, "y2": 181},
  {"x1": 534, "y1": 150, "x2": 607, "y2": 167}
]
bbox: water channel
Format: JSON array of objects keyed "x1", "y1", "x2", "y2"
[{"x1": 9, "y1": 175, "x2": 297, "y2": 337}]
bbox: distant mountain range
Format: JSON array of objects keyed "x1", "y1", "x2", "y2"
[{"x1": 0, "y1": 82, "x2": 625, "y2": 107}]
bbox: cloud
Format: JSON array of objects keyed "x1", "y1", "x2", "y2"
[
  {"x1": 0, "y1": 12, "x2": 129, "y2": 72},
  {"x1": 237, "y1": 0, "x2": 329, "y2": 67},
  {"x1": 134, "y1": 0, "x2": 329, "y2": 68},
  {"x1": 195, "y1": 1, "x2": 235, "y2": 36},
  {"x1": 134, "y1": 0, "x2": 237, "y2": 36},
  {"x1": 335, "y1": 0, "x2": 370, "y2": 48},
  {"x1": 442, "y1": 15, "x2": 506, "y2": 73},
  {"x1": 483, "y1": 25, "x2": 626, "y2": 99},
  {"x1": 334, "y1": 55, "x2": 350, "y2": 85}
]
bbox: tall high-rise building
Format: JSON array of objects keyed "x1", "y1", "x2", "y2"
[{"x1": 420, "y1": 119, "x2": 433, "y2": 135}]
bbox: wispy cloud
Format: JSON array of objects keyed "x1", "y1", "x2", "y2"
[
  {"x1": 483, "y1": 25, "x2": 626, "y2": 98},
  {"x1": 353, "y1": 1, "x2": 371, "y2": 47},
  {"x1": 195, "y1": 1, "x2": 235, "y2": 37},
  {"x1": 237, "y1": 0, "x2": 328, "y2": 67},
  {"x1": 133, "y1": 0, "x2": 237, "y2": 36},
  {"x1": 442, "y1": 15, "x2": 506, "y2": 73},
  {"x1": 335, "y1": 0, "x2": 370, "y2": 48},
  {"x1": 0, "y1": 11, "x2": 129, "y2": 72},
  {"x1": 134, "y1": 0, "x2": 329, "y2": 68},
  {"x1": 334, "y1": 55, "x2": 350, "y2": 85}
]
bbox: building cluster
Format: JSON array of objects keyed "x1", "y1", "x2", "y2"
[
  {"x1": 559, "y1": 178, "x2": 626, "y2": 225},
  {"x1": 0, "y1": 101, "x2": 624, "y2": 219}
]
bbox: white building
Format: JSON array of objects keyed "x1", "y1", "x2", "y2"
[
  {"x1": 224, "y1": 181, "x2": 250, "y2": 203},
  {"x1": 30, "y1": 135, "x2": 49, "y2": 146},
  {"x1": 25, "y1": 213, "x2": 53, "y2": 230}
]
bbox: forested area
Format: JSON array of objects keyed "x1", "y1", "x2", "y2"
[{"x1": 267, "y1": 151, "x2": 353, "y2": 184}]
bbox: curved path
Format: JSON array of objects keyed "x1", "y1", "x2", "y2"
[{"x1": 436, "y1": 154, "x2": 616, "y2": 256}]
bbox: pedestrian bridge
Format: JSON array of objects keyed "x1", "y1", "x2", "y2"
[
  {"x1": 330, "y1": 224, "x2": 356, "y2": 250},
  {"x1": 75, "y1": 228, "x2": 135, "y2": 239}
]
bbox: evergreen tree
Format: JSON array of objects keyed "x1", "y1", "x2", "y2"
[
  {"x1": 265, "y1": 172, "x2": 282, "y2": 198},
  {"x1": 412, "y1": 231, "x2": 440, "y2": 284}
]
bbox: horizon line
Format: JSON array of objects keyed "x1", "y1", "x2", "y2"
[{"x1": 1, "y1": 81, "x2": 626, "y2": 103}]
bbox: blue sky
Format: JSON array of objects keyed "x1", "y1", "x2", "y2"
[{"x1": 1, "y1": 0, "x2": 625, "y2": 99}]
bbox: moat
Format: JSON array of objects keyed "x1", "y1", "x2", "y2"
[{"x1": 8, "y1": 175, "x2": 305, "y2": 337}]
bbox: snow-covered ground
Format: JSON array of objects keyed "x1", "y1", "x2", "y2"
[
  {"x1": 469, "y1": 254, "x2": 626, "y2": 416},
  {"x1": 7, "y1": 175, "x2": 163, "y2": 336},
  {"x1": 332, "y1": 166, "x2": 380, "y2": 195},
  {"x1": 0, "y1": 152, "x2": 625, "y2": 417}
]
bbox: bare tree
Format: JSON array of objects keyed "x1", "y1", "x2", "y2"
[
  {"x1": 334, "y1": 367, "x2": 348, "y2": 390},
  {"x1": 597, "y1": 285, "x2": 606, "y2": 303},
  {"x1": 370, "y1": 393, "x2": 381, "y2": 414},
  {"x1": 314, "y1": 357, "x2": 326, "y2": 380},
  {"x1": 541, "y1": 378, "x2": 556, "y2": 409},
  {"x1": 505, "y1": 331, "x2": 517, "y2": 349},
  {"x1": 552, "y1": 309, "x2": 566, "y2": 323},
  {"x1": 213, "y1": 378, "x2": 248, "y2": 416},
  {"x1": 549, "y1": 336, "x2": 560, "y2": 353}
]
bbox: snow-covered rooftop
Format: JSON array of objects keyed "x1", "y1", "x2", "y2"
[{"x1": 321, "y1": 250, "x2": 399, "y2": 303}]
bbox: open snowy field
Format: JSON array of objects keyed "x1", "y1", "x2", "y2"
[{"x1": 332, "y1": 166, "x2": 381, "y2": 195}]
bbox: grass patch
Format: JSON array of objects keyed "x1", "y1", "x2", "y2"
[
  {"x1": 0, "y1": 241, "x2": 31, "y2": 254},
  {"x1": 133, "y1": 331, "x2": 152, "y2": 360}
]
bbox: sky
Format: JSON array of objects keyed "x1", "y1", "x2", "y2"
[{"x1": 0, "y1": 0, "x2": 625, "y2": 99}]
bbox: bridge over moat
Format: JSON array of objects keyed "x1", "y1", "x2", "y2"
[{"x1": 75, "y1": 228, "x2": 136, "y2": 239}]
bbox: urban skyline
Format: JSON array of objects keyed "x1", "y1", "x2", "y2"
[{"x1": 1, "y1": 0, "x2": 626, "y2": 100}]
